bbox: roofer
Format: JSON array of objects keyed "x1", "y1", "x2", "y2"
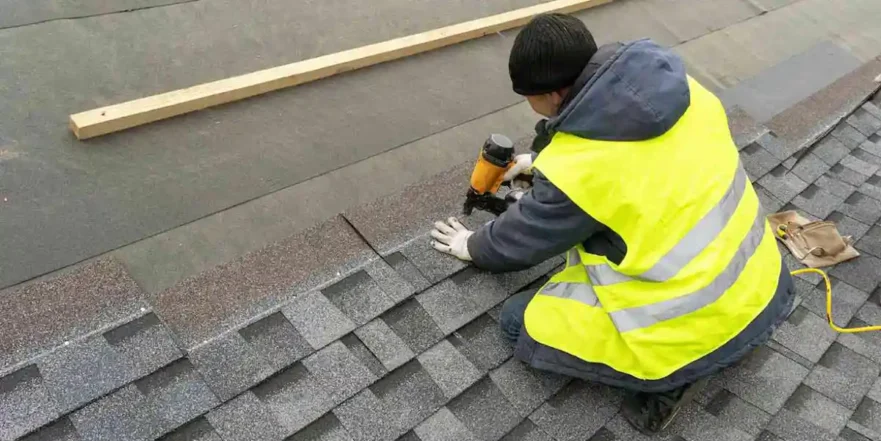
[{"x1": 430, "y1": 13, "x2": 796, "y2": 435}]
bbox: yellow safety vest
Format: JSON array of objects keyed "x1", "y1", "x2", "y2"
[{"x1": 525, "y1": 77, "x2": 782, "y2": 380}]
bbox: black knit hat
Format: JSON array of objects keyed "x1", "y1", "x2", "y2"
[{"x1": 509, "y1": 13, "x2": 598, "y2": 95}]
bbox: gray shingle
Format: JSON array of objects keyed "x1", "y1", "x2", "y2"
[
  {"x1": 383, "y1": 252, "x2": 431, "y2": 294},
  {"x1": 816, "y1": 175, "x2": 858, "y2": 198},
  {"x1": 758, "y1": 166, "x2": 810, "y2": 203},
  {"x1": 489, "y1": 358, "x2": 569, "y2": 418},
  {"x1": 159, "y1": 417, "x2": 222, "y2": 441},
  {"x1": 771, "y1": 306, "x2": 838, "y2": 363},
  {"x1": 398, "y1": 237, "x2": 468, "y2": 284},
  {"x1": 757, "y1": 133, "x2": 798, "y2": 162},
  {"x1": 813, "y1": 136, "x2": 853, "y2": 166},
  {"x1": 858, "y1": 175, "x2": 881, "y2": 201},
  {"x1": 863, "y1": 134, "x2": 881, "y2": 156},
  {"x1": 804, "y1": 343, "x2": 880, "y2": 410},
  {"x1": 252, "y1": 363, "x2": 334, "y2": 435},
  {"x1": 765, "y1": 340, "x2": 814, "y2": 370},
  {"x1": 703, "y1": 388, "x2": 772, "y2": 436},
  {"x1": 664, "y1": 405, "x2": 753, "y2": 441},
  {"x1": 837, "y1": 326, "x2": 881, "y2": 366},
  {"x1": 283, "y1": 291, "x2": 356, "y2": 350},
  {"x1": 833, "y1": 122, "x2": 869, "y2": 150},
  {"x1": 447, "y1": 377, "x2": 522, "y2": 441},
  {"x1": 717, "y1": 345, "x2": 809, "y2": 414},
  {"x1": 189, "y1": 332, "x2": 274, "y2": 402},
  {"x1": 371, "y1": 360, "x2": 446, "y2": 433},
  {"x1": 418, "y1": 340, "x2": 482, "y2": 399},
  {"x1": 104, "y1": 312, "x2": 182, "y2": 375},
  {"x1": 528, "y1": 381, "x2": 622, "y2": 441},
  {"x1": 322, "y1": 271, "x2": 395, "y2": 326},
  {"x1": 333, "y1": 389, "x2": 402, "y2": 441},
  {"x1": 18, "y1": 417, "x2": 80, "y2": 441},
  {"x1": 842, "y1": 156, "x2": 881, "y2": 179},
  {"x1": 287, "y1": 413, "x2": 355, "y2": 441},
  {"x1": 340, "y1": 333, "x2": 388, "y2": 379},
  {"x1": 239, "y1": 311, "x2": 313, "y2": 371},
  {"x1": 416, "y1": 280, "x2": 482, "y2": 335},
  {"x1": 791, "y1": 184, "x2": 845, "y2": 219},
  {"x1": 829, "y1": 252, "x2": 881, "y2": 293},
  {"x1": 206, "y1": 391, "x2": 287, "y2": 441},
  {"x1": 132, "y1": 359, "x2": 220, "y2": 437},
  {"x1": 450, "y1": 315, "x2": 513, "y2": 372},
  {"x1": 414, "y1": 408, "x2": 479, "y2": 441},
  {"x1": 364, "y1": 258, "x2": 417, "y2": 304},
  {"x1": 791, "y1": 153, "x2": 833, "y2": 184},
  {"x1": 868, "y1": 376, "x2": 881, "y2": 403},
  {"x1": 70, "y1": 384, "x2": 155, "y2": 441},
  {"x1": 848, "y1": 108, "x2": 881, "y2": 137},
  {"x1": 765, "y1": 408, "x2": 841, "y2": 441},
  {"x1": 852, "y1": 398, "x2": 881, "y2": 435},
  {"x1": 755, "y1": 184, "x2": 786, "y2": 213},
  {"x1": 397, "y1": 432, "x2": 421, "y2": 441},
  {"x1": 355, "y1": 318, "x2": 414, "y2": 371},
  {"x1": 491, "y1": 258, "x2": 562, "y2": 295},
  {"x1": 741, "y1": 142, "x2": 782, "y2": 178},
  {"x1": 450, "y1": 268, "x2": 509, "y2": 313},
  {"x1": 846, "y1": 420, "x2": 881, "y2": 441},
  {"x1": 840, "y1": 426, "x2": 873, "y2": 441},
  {"x1": 826, "y1": 211, "x2": 870, "y2": 241},
  {"x1": 853, "y1": 149, "x2": 881, "y2": 168},
  {"x1": 864, "y1": 102, "x2": 881, "y2": 120},
  {"x1": 500, "y1": 420, "x2": 554, "y2": 441},
  {"x1": 784, "y1": 384, "x2": 851, "y2": 434},
  {"x1": 801, "y1": 278, "x2": 869, "y2": 326},
  {"x1": 303, "y1": 340, "x2": 377, "y2": 405},
  {"x1": 829, "y1": 163, "x2": 871, "y2": 187},
  {"x1": 0, "y1": 365, "x2": 58, "y2": 441},
  {"x1": 381, "y1": 299, "x2": 445, "y2": 354},
  {"x1": 856, "y1": 226, "x2": 881, "y2": 258}
]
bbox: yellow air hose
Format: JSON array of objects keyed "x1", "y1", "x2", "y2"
[{"x1": 790, "y1": 268, "x2": 881, "y2": 333}]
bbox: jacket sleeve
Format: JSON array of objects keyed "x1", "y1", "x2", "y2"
[{"x1": 466, "y1": 170, "x2": 608, "y2": 273}]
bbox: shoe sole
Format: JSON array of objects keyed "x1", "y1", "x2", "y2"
[{"x1": 624, "y1": 377, "x2": 711, "y2": 435}]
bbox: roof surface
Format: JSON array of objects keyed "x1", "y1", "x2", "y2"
[{"x1": 3, "y1": 65, "x2": 881, "y2": 440}]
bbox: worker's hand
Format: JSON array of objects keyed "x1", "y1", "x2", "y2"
[
  {"x1": 430, "y1": 217, "x2": 473, "y2": 261},
  {"x1": 503, "y1": 153, "x2": 534, "y2": 181}
]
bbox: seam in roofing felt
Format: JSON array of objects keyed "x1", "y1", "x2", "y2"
[{"x1": 0, "y1": 0, "x2": 201, "y2": 31}]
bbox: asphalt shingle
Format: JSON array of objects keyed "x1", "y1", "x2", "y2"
[
  {"x1": 765, "y1": 408, "x2": 841, "y2": 441},
  {"x1": 703, "y1": 388, "x2": 773, "y2": 436},
  {"x1": 852, "y1": 149, "x2": 881, "y2": 169},
  {"x1": 355, "y1": 318, "x2": 414, "y2": 372},
  {"x1": 757, "y1": 133, "x2": 798, "y2": 162},
  {"x1": 416, "y1": 280, "x2": 483, "y2": 335},
  {"x1": 491, "y1": 257, "x2": 562, "y2": 295},
  {"x1": 829, "y1": 252, "x2": 881, "y2": 293},
  {"x1": 340, "y1": 333, "x2": 388, "y2": 378},
  {"x1": 239, "y1": 311, "x2": 313, "y2": 371},
  {"x1": 758, "y1": 166, "x2": 810, "y2": 203},
  {"x1": 829, "y1": 163, "x2": 871, "y2": 187},
  {"x1": 287, "y1": 413, "x2": 355, "y2": 441},
  {"x1": 851, "y1": 398, "x2": 881, "y2": 436},
  {"x1": 804, "y1": 342, "x2": 880, "y2": 410},
  {"x1": 451, "y1": 268, "x2": 510, "y2": 313},
  {"x1": 283, "y1": 291, "x2": 356, "y2": 350},
  {"x1": 832, "y1": 121, "x2": 869, "y2": 150},
  {"x1": 827, "y1": 211, "x2": 871, "y2": 241},
  {"x1": 528, "y1": 381, "x2": 622, "y2": 441},
  {"x1": 364, "y1": 258, "x2": 418, "y2": 303},
  {"x1": 18, "y1": 417, "x2": 80, "y2": 441},
  {"x1": 206, "y1": 391, "x2": 287, "y2": 441},
  {"x1": 381, "y1": 299, "x2": 445, "y2": 354},
  {"x1": 303, "y1": 340, "x2": 378, "y2": 405},
  {"x1": 322, "y1": 270, "x2": 396, "y2": 326},
  {"x1": 0, "y1": 365, "x2": 58, "y2": 441},
  {"x1": 771, "y1": 306, "x2": 839, "y2": 363},
  {"x1": 371, "y1": 360, "x2": 446, "y2": 434},
  {"x1": 856, "y1": 225, "x2": 881, "y2": 258},
  {"x1": 418, "y1": 339, "x2": 482, "y2": 400},
  {"x1": 383, "y1": 252, "x2": 431, "y2": 293},
  {"x1": 848, "y1": 108, "x2": 881, "y2": 137},
  {"x1": 858, "y1": 174, "x2": 881, "y2": 201},
  {"x1": 398, "y1": 237, "x2": 469, "y2": 284},
  {"x1": 783, "y1": 384, "x2": 851, "y2": 434},
  {"x1": 333, "y1": 389, "x2": 402, "y2": 441},
  {"x1": 863, "y1": 135, "x2": 881, "y2": 156},
  {"x1": 449, "y1": 315, "x2": 513, "y2": 373},
  {"x1": 755, "y1": 184, "x2": 786, "y2": 213},
  {"x1": 791, "y1": 184, "x2": 845, "y2": 219},
  {"x1": 791, "y1": 153, "x2": 833, "y2": 184},
  {"x1": 160, "y1": 417, "x2": 222, "y2": 441},
  {"x1": 189, "y1": 332, "x2": 274, "y2": 402},
  {"x1": 816, "y1": 174, "x2": 858, "y2": 198},
  {"x1": 490, "y1": 358, "x2": 569, "y2": 418},
  {"x1": 447, "y1": 377, "x2": 523, "y2": 441},
  {"x1": 840, "y1": 426, "x2": 874, "y2": 441},
  {"x1": 717, "y1": 346, "x2": 809, "y2": 414},
  {"x1": 251, "y1": 363, "x2": 334, "y2": 435},
  {"x1": 801, "y1": 278, "x2": 870, "y2": 327},
  {"x1": 742, "y1": 142, "x2": 782, "y2": 178},
  {"x1": 665, "y1": 405, "x2": 754, "y2": 441},
  {"x1": 414, "y1": 407, "x2": 479, "y2": 441},
  {"x1": 813, "y1": 135, "x2": 853, "y2": 166}
]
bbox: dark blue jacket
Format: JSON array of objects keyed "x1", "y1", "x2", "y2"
[{"x1": 467, "y1": 40, "x2": 796, "y2": 392}]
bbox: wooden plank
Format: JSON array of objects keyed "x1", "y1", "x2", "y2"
[{"x1": 69, "y1": 0, "x2": 614, "y2": 140}]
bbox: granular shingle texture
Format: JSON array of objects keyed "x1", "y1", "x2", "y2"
[{"x1": 6, "y1": 69, "x2": 881, "y2": 441}]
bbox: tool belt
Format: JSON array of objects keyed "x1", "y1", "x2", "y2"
[{"x1": 767, "y1": 210, "x2": 859, "y2": 268}]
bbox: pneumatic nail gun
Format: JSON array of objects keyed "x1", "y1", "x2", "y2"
[{"x1": 462, "y1": 134, "x2": 532, "y2": 216}]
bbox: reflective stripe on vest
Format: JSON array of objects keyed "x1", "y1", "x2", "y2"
[
  {"x1": 539, "y1": 184, "x2": 764, "y2": 333},
  {"x1": 586, "y1": 164, "x2": 748, "y2": 287}
]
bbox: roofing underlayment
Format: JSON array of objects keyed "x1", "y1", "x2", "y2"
[{"x1": 4, "y1": 0, "x2": 881, "y2": 440}]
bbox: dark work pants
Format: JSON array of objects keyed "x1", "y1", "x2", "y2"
[{"x1": 499, "y1": 289, "x2": 537, "y2": 345}]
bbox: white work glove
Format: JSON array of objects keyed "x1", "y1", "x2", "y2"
[
  {"x1": 502, "y1": 153, "x2": 534, "y2": 181},
  {"x1": 430, "y1": 217, "x2": 473, "y2": 261}
]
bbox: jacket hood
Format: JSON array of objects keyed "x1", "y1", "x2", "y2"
[{"x1": 548, "y1": 39, "x2": 690, "y2": 141}]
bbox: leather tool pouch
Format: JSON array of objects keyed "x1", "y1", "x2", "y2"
[{"x1": 768, "y1": 210, "x2": 859, "y2": 268}]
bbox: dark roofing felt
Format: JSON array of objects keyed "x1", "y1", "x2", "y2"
[{"x1": 3, "y1": 63, "x2": 881, "y2": 441}]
